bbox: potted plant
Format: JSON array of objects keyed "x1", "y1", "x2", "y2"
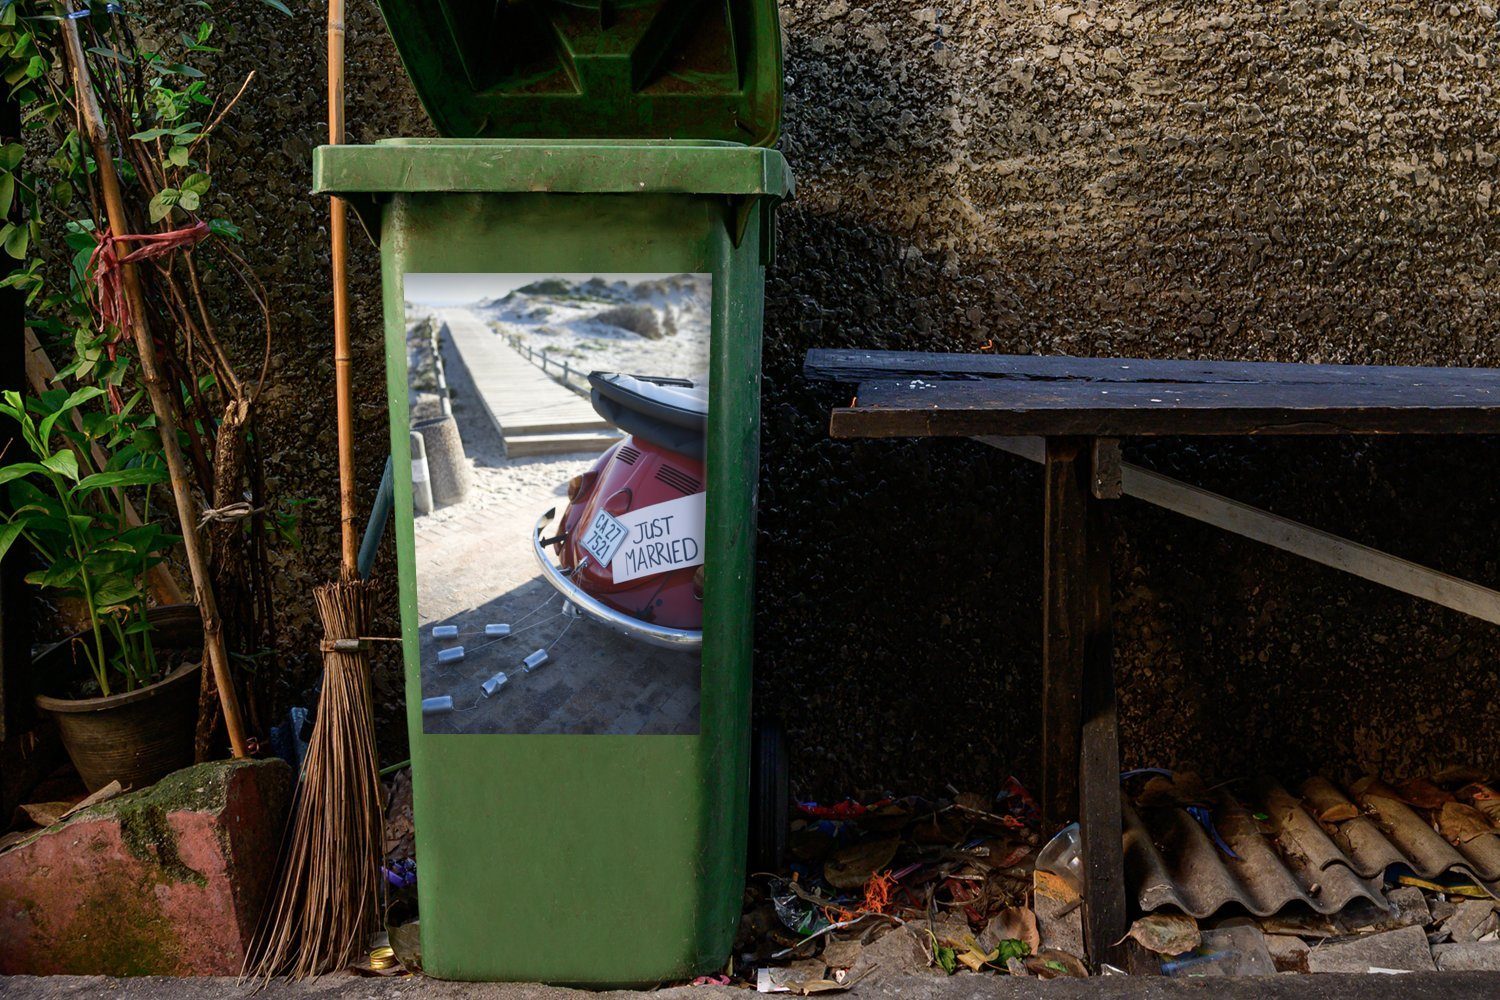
[{"x1": 0, "y1": 385, "x2": 199, "y2": 791}]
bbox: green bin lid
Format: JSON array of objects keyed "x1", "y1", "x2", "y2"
[{"x1": 372, "y1": 0, "x2": 783, "y2": 145}]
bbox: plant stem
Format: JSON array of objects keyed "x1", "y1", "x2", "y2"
[{"x1": 61, "y1": 8, "x2": 246, "y2": 756}]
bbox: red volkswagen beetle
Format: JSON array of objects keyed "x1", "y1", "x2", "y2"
[{"x1": 533, "y1": 372, "x2": 707, "y2": 650}]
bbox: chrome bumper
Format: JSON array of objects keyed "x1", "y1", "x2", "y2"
[{"x1": 532, "y1": 508, "x2": 703, "y2": 651}]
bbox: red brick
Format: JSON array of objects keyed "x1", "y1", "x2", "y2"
[{"x1": 0, "y1": 758, "x2": 291, "y2": 975}]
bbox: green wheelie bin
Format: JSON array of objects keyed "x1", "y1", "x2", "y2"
[{"x1": 312, "y1": 0, "x2": 791, "y2": 985}]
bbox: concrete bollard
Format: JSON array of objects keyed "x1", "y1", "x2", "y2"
[
  {"x1": 410, "y1": 430, "x2": 434, "y2": 515},
  {"x1": 413, "y1": 413, "x2": 470, "y2": 508}
]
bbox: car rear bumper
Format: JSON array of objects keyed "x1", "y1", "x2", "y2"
[{"x1": 533, "y1": 507, "x2": 703, "y2": 652}]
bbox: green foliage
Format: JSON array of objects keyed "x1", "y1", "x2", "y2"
[
  {"x1": 0, "y1": 388, "x2": 178, "y2": 696},
  {"x1": 0, "y1": 1, "x2": 288, "y2": 362},
  {"x1": 0, "y1": 2, "x2": 290, "y2": 697}
]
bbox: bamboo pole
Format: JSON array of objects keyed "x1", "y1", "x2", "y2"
[
  {"x1": 328, "y1": 0, "x2": 358, "y2": 576},
  {"x1": 61, "y1": 10, "x2": 247, "y2": 758},
  {"x1": 23, "y1": 329, "x2": 188, "y2": 607}
]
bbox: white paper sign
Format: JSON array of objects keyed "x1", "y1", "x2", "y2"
[{"x1": 608, "y1": 492, "x2": 707, "y2": 584}]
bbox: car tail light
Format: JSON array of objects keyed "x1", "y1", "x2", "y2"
[
  {"x1": 568, "y1": 471, "x2": 597, "y2": 502},
  {"x1": 693, "y1": 566, "x2": 705, "y2": 600}
]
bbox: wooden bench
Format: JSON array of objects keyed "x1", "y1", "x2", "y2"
[{"x1": 804, "y1": 348, "x2": 1500, "y2": 967}]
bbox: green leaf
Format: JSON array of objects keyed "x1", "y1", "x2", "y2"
[
  {"x1": 166, "y1": 144, "x2": 190, "y2": 167},
  {"x1": 26, "y1": 557, "x2": 80, "y2": 589},
  {"x1": 0, "y1": 142, "x2": 22, "y2": 171},
  {"x1": 178, "y1": 189, "x2": 200, "y2": 212},
  {"x1": 259, "y1": 0, "x2": 294, "y2": 14},
  {"x1": 37, "y1": 385, "x2": 106, "y2": 443},
  {"x1": 180, "y1": 171, "x2": 210, "y2": 196},
  {"x1": 994, "y1": 939, "x2": 1030, "y2": 962},
  {"x1": 86, "y1": 45, "x2": 134, "y2": 66},
  {"x1": 148, "y1": 188, "x2": 178, "y2": 222},
  {"x1": 0, "y1": 519, "x2": 24, "y2": 563},
  {"x1": 935, "y1": 945, "x2": 956, "y2": 976},
  {"x1": 76, "y1": 467, "x2": 168, "y2": 492},
  {"x1": 91, "y1": 578, "x2": 142, "y2": 609},
  {"x1": 208, "y1": 218, "x2": 241, "y2": 241},
  {"x1": 1, "y1": 220, "x2": 26, "y2": 259},
  {"x1": 0, "y1": 171, "x2": 12, "y2": 217},
  {"x1": 0, "y1": 462, "x2": 52, "y2": 486},
  {"x1": 41, "y1": 450, "x2": 80, "y2": 481}
]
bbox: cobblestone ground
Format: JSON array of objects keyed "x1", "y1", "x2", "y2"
[{"x1": 412, "y1": 327, "x2": 700, "y2": 736}]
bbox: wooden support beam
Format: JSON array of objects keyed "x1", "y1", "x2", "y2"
[
  {"x1": 1041, "y1": 438, "x2": 1086, "y2": 833},
  {"x1": 1079, "y1": 492, "x2": 1127, "y2": 965},
  {"x1": 977, "y1": 436, "x2": 1500, "y2": 627},
  {"x1": 1091, "y1": 438, "x2": 1123, "y2": 500}
]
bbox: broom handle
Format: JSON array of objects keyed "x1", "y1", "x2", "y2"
[
  {"x1": 329, "y1": 0, "x2": 358, "y2": 578},
  {"x1": 61, "y1": 10, "x2": 248, "y2": 759}
]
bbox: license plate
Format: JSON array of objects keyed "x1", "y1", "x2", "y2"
[{"x1": 579, "y1": 508, "x2": 629, "y2": 568}]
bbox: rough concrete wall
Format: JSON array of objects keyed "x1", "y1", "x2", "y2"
[
  {"x1": 164, "y1": 1, "x2": 1499, "y2": 792},
  {"x1": 758, "y1": 0, "x2": 1500, "y2": 796}
]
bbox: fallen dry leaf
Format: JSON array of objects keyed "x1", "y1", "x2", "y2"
[
  {"x1": 1438, "y1": 801, "x2": 1495, "y2": 845},
  {"x1": 61, "y1": 780, "x2": 123, "y2": 820},
  {"x1": 1302, "y1": 777, "x2": 1360, "y2": 823},
  {"x1": 1123, "y1": 913, "x2": 1200, "y2": 956},
  {"x1": 1026, "y1": 949, "x2": 1088, "y2": 978},
  {"x1": 1395, "y1": 778, "x2": 1454, "y2": 811},
  {"x1": 1433, "y1": 765, "x2": 1489, "y2": 786},
  {"x1": 824, "y1": 837, "x2": 899, "y2": 889},
  {"x1": 1458, "y1": 783, "x2": 1500, "y2": 824},
  {"x1": 18, "y1": 802, "x2": 69, "y2": 828},
  {"x1": 980, "y1": 906, "x2": 1040, "y2": 956},
  {"x1": 1317, "y1": 802, "x2": 1359, "y2": 823}
]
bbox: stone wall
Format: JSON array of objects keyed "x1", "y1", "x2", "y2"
[{"x1": 176, "y1": 1, "x2": 1500, "y2": 794}]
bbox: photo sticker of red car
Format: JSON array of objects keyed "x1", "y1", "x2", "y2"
[{"x1": 405, "y1": 273, "x2": 709, "y2": 735}]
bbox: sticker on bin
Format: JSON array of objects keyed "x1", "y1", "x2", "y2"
[{"x1": 608, "y1": 492, "x2": 706, "y2": 584}]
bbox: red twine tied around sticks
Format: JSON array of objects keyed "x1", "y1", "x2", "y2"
[{"x1": 87, "y1": 219, "x2": 210, "y2": 410}]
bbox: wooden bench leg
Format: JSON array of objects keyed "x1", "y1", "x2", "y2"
[
  {"x1": 1079, "y1": 492, "x2": 1127, "y2": 966},
  {"x1": 1041, "y1": 437, "x2": 1085, "y2": 833},
  {"x1": 1043, "y1": 437, "x2": 1127, "y2": 968}
]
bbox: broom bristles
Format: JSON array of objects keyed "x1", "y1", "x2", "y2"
[{"x1": 244, "y1": 579, "x2": 383, "y2": 980}]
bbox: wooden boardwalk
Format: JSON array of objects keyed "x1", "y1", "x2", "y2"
[{"x1": 440, "y1": 309, "x2": 619, "y2": 456}]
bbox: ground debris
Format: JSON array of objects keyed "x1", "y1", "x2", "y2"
[
  {"x1": 1306, "y1": 924, "x2": 1437, "y2": 973},
  {"x1": 740, "y1": 783, "x2": 1065, "y2": 986},
  {"x1": 1124, "y1": 912, "x2": 1200, "y2": 956},
  {"x1": 1441, "y1": 899, "x2": 1498, "y2": 943}
]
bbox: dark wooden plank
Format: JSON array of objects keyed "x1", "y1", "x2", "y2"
[
  {"x1": 976, "y1": 436, "x2": 1500, "y2": 627},
  {"x1": 1041, "y1": 438, "x2": 1086, "y2": 833},
  {"x1": 830, "y1": 378, "x2": 1500, "y2": 438},
  {"x1": 1079, "y1": 492, "x2": 1127, "y2": 968},
  {"x1": 806, "y1": 348, "x2": 1500, "y2": 392}
]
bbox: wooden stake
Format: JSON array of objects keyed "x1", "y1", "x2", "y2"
[
  {"x1": 61, "y1": 10, "x2": 247, "y2": 758},
  {"x1": 328, "y1": 0, "x2": 358, "y2": 577}
]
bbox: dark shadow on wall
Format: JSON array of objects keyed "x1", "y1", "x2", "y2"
[{"x1": 754, "y1": 202, "x2": 1500, "y2": 799}]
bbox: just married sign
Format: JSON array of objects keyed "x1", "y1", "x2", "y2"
[{"x1": 579, "y1": 492, "x2": 706, "y2": 584}]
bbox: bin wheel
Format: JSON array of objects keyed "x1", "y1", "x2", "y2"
[{"x1": 749, "y1": 720, "x2": 788, "y2": 873}]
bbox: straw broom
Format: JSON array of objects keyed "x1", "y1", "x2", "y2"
[{"x1": 244, "y1": 0, "x2": 383, "y2": 977}]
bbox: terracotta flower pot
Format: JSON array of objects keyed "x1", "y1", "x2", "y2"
[{"x1": 33, "y1": 604, "x2": 203, "y2": 792}]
